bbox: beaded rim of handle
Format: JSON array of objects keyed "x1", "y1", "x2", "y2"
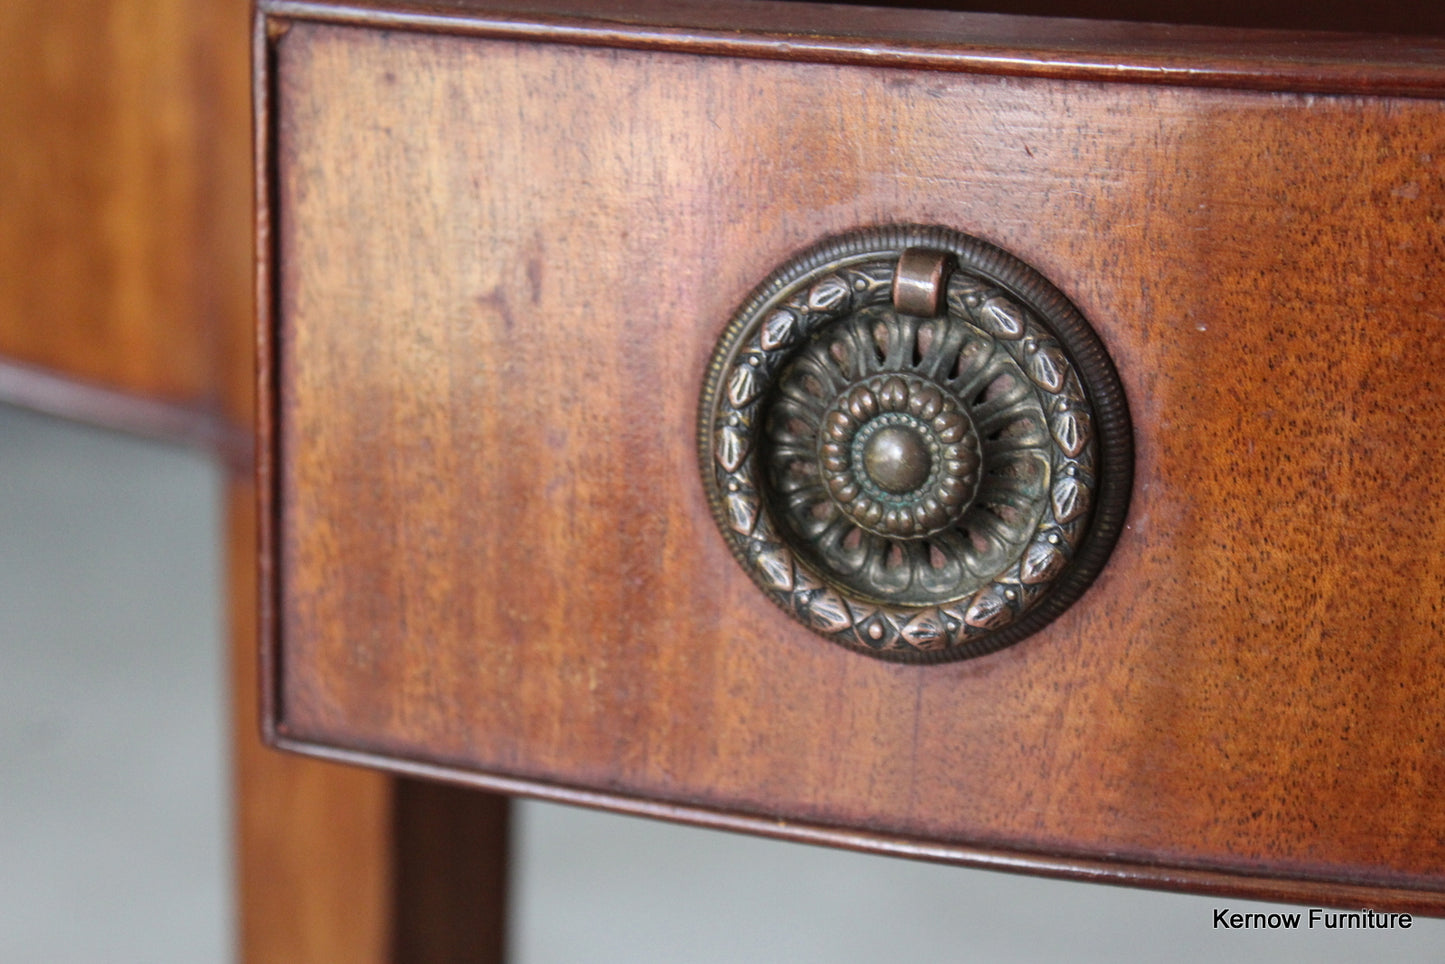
[{"x1": 697, "y1": 225, "x2": 1133, "y2": 663}]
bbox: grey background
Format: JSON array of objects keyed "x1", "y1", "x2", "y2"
[{"x1": 2, "y1": 402, "x2": 1440, "y2": 962}]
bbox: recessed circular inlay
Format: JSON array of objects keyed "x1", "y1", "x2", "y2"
[{"x1": 698, "y1": 225, "x2": 1133, "y2": 662}]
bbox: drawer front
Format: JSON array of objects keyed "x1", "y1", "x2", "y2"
[{"x1": 259, "y1": 1, "x2": 1445, "y2": 909}]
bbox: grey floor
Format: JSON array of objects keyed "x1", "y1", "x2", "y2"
[{"x1": 2, "y1": 401, "x2": 1441, "y2": 963}]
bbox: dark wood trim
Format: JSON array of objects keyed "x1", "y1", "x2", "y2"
[
  {"x1": 392, "y1": 781, "x2": 510, "y2": 964},
  {"x1": 273, "y1": 732, "x2": 1445, "y2": 917},
  {"x1": 257, "y1": 0, "x2": 1445, "y2": 99},
  {"x1": 0, "y1": 357, "x2": 253, "y2": 472},
  {"x1": 254, "y1": 2, "x2": 284, "y2": 750}
]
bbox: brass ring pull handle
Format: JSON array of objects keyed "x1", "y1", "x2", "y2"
[{"x1": 698, "y1": 226, "x2": 1132, "y2": 662}]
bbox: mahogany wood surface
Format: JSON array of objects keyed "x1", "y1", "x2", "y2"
[
  {"x1": 0, "y1": 0, "x2": 247, "y2": 409},
  {"x1": 262, "y1": 3, "x2": 1445, "y2": 911}
]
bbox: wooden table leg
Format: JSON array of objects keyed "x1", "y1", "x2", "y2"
[{"x1": 392, "y1": 779, "x2": 510, "y2": 964}]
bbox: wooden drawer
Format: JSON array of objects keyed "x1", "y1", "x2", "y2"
[{"x1": 257, "y1": 0, "x2": 1445, "y2": 911}]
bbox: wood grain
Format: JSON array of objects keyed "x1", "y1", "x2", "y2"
[
  {"x1": 0, "y1": 0, "x2": 249, "y2": 409},
  {"x1": 263, "y1": 11, "x2": 1445, "y2": 910}
]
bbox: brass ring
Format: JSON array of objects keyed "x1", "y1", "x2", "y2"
[{"x1": 698, "y1": 225, "x2": 1132, "y2": 662}]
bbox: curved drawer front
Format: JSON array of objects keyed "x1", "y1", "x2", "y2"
[{"x1": 257, "y1": 0, "x2": 1445, "y2": 912}]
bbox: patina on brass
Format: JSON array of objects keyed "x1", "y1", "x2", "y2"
[
  {"x1": 698, "y1": 226, "x2": 1132, "y2": 662},
  {"x1": 863, "y1": 424, "x2": 931, "y2": 494},
  {"x1": 891, "y1": 246, "x2": 952, "y2": 317},
  {"x1": 809, "y1": 369, "x2": 981, "y2": 545}
]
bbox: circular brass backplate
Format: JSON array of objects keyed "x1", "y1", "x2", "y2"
[{"x1": 698, "y1": 225, "x2": 1132, "y2": 662}]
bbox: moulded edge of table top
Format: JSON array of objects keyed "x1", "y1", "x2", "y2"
[
  {"x1": 270, "y1": 731, "x2": 1445, "y2": 916},
  {"x1": 257, "y1": 0, "x2": 1445, "y2": 98}
]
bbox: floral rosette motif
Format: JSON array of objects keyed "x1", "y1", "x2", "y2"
[
  {"x1": 698, "y1": 226, "x2": 1131, "y2": 662},
  {"x1": 816, "y1": 373, "x2": 981, "y2": 540}
]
